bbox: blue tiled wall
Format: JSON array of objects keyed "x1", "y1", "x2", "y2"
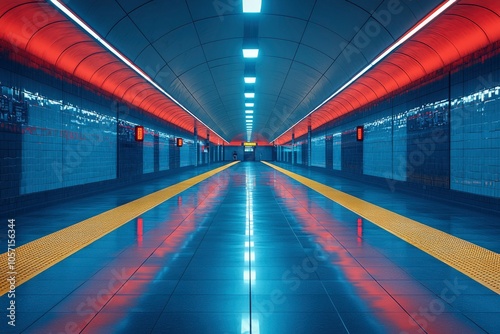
[
  {"x1": 363, "y1": 104, "x2": 392, "y2": 178},
  {"x1": 341, "y1": 128, "x2": 363, "y2": 174},
  {"x1": 311, "y1": 134, "x2": 326, "y2": 167},
  {"x1": 295, "y1": 141, "x2": 303, "y2": 164},
  {"x1": 158, "y1": 132, "x2": 170, "y2": 171},
  {"x1": 143, "y1": 129, "x2": 155, "y2": 174},
  {"x1": 277, "y1": 46, "x2": 500, "y2": 210},
  {"x1": 0, "y1": 53, "x2": 209, "y2": 214},
  {"x1": 392, "y1": 105, "x2": 407, "y2": 181},
  {"x1": 332, "y1": 133, "x2": 341, "y2": 171},
  {"x1": 180, "y1": 138, "x2": 192, "y2": 167},
  {"x1": 450, "y1": 56, "x2": 500, "y2": 198},
  {"x1": 20, "y1": 89, "x2": 117, "y2": 194}
]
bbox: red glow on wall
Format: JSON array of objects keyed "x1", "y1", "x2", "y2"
[{"x1": 135, "y1": 126, "x2": 144, "y2": 141}]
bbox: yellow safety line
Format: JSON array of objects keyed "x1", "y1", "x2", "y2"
[
  {"x1": 262, "y1": 161, "x2": 500, "y2": 294},
  {"x1": 0, "y1": 161, "x2": 239, "y2": 296}
]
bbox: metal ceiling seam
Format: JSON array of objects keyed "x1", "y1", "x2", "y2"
[
  {"x1": 112, "y1": 76, "x2": 143, "y2": 99},
  {"x1": 417, "y1": 30, "x2": 461, "y2": 62},
  {"x1": 0, "y1": 1, "x2": 35, "y2": 21},
  {"x1": 72, "y1": 51, "x2": 110, "y2": 78},
  {"x1": 312, "y1": 112, "x2": 332, "y2": 126},
  {"x1": 349, "y1": 81, "x2": 380, "y2": 102},
  {"x1": 328, "y1": 99, "x2": 350, "y2": 115},
  {"x1": 138, "y1": 94, "x2": 164, "y2": 111},
  {"x1": 446, "y1": 13, "x2": 492, "y2": 45},
  {"x1": 361, "y1": 74, "x2": 389, "y2": 96},
  {"x1": 394, "y1": 44, "x2": 433, "y2": 75},
  {"x1": 336, "y1": 91, "x2": 362, "y2": 111},
  {"x1": 87, "y1": 60, "x2": 122, "y2": 85},
  {"x1": 25, "y1": 19, "x2": 69, "y2": 52},
  {"x1": 130, "y1": 87, "x2": 157, "y2": 106},
  {"x1": 369, "y1": 69, "x2": 401, "y2": 92},
  {"x1": 117, "y1": 78, "x2": 143, "y2": 103},
  {"x1": 376, "y1": 59, "x2": 413, "y2": 88},
  {"x1": 52, "y1": 41, "x2": 95, "y2": 75},
  {"x1": 149, "y1": 100, "x2": 177, "y2": 119},
  {"x1": 98, "y1": 67, "x2": 133, "y2": 92}
]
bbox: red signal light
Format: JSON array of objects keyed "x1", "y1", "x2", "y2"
[
  {"x1": 356, "y1": 126, "x2": 364, "y2": 141},
  {"x1": 135, "y1": 126, "x2": 144, "y2": 141},
  {"x1": 176, "y1": 138, "x2": 183, "y2": 147}
]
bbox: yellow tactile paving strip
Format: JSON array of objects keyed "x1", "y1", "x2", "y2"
[
  {"x1": 0, "y1": 161, "x2": 239, "y2": 296},
  {"x1": 262, "y1": 161, "x2": 500, "y2": 294}
]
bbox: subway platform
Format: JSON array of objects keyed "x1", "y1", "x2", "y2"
[{"x1": 1, "y1": 161, "x2": 499, "y2": 334}]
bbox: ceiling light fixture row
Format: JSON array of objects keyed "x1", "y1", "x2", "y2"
[{"x1": 242, "y1": 0, "x2": 261, "y2": 140}]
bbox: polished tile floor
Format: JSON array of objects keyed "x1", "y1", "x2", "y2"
[{"x1": 1, "y1": 162, "x2": 499, "y2": 334}]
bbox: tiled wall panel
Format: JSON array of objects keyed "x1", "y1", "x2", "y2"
[
  {"x1": 363, "y1": 107, "x2": 392, "y2": 178},
  {"x1": 450, "y1": 60, "x2": 500, "y2": 197},
  {"x1": 311, "y1": 134, "x2": 326, "y2": 167},
  {"x1": 143, "y1": 129, "x2": 155, "y2": 174},
  {"x1": 159, "y1": 133, "x2": 170, "y2": 171}
]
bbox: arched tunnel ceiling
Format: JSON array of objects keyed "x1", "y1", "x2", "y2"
[{"x1": 1, "y1": 1, "x2": 500, "y2": 144}]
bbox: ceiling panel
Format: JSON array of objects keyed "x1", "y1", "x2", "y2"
[
  {"x1": 134, "y1": 45, "x2": 166, "y2": 77},
  {"x1": 310, "y1": 0, "x2": 373, "y2": 40},
  {"x1": 106, "y1": 16, "x2": 150, "y2": 60},
  {"x1": 128, "y1": 0, "x2": 192, "y2": 42},
  {"x1": 301, "y1": 22, "x2": 347, "y2": 60},
  {"x1": 153, "y1": 24, "x2": 200, "y2": 63},
  {"x1": 195, "y1": 16, "x2": 243, "y2": 44}
]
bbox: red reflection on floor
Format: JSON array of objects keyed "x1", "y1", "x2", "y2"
[
  {"x1": 357, "y1": 217, "x2": 363, "y2": 244},
  {"x1": 33, "y1": 174, "x2": 229, "y2": 333},
  {"x1": 273, "y1": 173, "x2": 479, "y2": 333},
  {"x1": 137, "y1": 217, "x2": 143, "y2": 246}
]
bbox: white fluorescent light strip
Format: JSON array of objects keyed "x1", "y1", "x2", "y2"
[
  {"x1": 245, "y1": 110, "x2": 254, "y2": 114},
  {"x1": 245, "y1": 93, "x2": 255, "y2": 98},
  {"x1": 243, "y1": 49, "x2": 259, "y2": 58},
  {"x1": 243, "y1": 0, "x2": 262, "y2": 13},
  {"x1": 49, "y1": 0, "x2": 228, "y2": 143},
  {"x1": 272, "y1": 0, "x2": 457, "y2": 143},
  {"x1": 246, "y1": 115, "x2": 253, "y2": 118},
  {"x1": 244, "y1": 77, "x2": 257, "y2": 84},
  {"x1": 245, "y1": 103, "x2": 254, "y2": 107}
]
